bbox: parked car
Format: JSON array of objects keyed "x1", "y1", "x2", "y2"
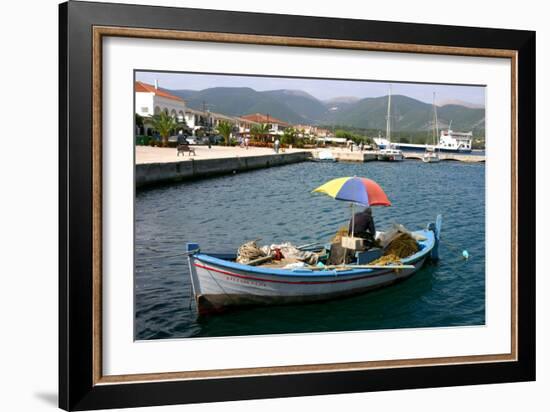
[{"x1": 209, "y1": 135, "x2": 224, "y2": 144}]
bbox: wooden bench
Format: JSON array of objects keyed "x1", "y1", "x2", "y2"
[{"x1": 177, "y1": 144, "x2": 196, "y2": 156}]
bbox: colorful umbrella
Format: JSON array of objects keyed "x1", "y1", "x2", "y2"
[
  {"x1": 313, "y1": 176, "x2": 391, "y2": 238},
  {"x1": 312, "y1": 176, "x2": 391, "y2": 207}
]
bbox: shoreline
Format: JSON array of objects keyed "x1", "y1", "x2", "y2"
[{"x1": 135, "y1": 145, "x2": 485, "y2": 188}]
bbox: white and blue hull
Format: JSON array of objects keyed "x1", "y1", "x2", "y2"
[
  {"x1": 377, "y1": 143, "x2": 472, "y2": 154},
  {"x1": 187, "y1": 218, "x2": 441, "y2": 315}
]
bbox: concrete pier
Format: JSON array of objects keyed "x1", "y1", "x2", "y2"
[
  {"x1": 403, "y1": 152, "x2": 485, "y2": 163},
  {"x1": 135, "y1": 145, "x2": 485, "y2": 188},
  {"x1": 312, "y1": 149, "x2": 377, "y2": 162},
  {"x1": 312, "y1": 148, "x2": 485, "y2": 163},
  {"x1": 333, "y1": 151, "x2": 378, "y2": 162},
  {"x1": 136, "y1": 150, "x2": 311, "y2": 188}
]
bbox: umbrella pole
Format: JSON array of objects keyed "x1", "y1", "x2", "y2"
[{"x1": 351, "y1": 203, "x2": 355, "y2": 237}]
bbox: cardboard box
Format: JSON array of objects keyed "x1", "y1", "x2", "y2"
[{"x1": 341, "y1": 236, "x2": 365, "y2": 250}]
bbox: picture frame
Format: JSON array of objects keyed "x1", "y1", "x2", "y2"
[{"x1": 59, "y1": 1, "x2": 536, "y2": 410}]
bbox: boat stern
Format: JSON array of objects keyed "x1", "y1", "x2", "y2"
[{"x1": 186, "y1": 243, "x2": 202, "y2": 300}]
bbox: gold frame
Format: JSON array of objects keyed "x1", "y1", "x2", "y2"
[{"x1": 92, "y1": 26, "x2": 518, "y2": 385}]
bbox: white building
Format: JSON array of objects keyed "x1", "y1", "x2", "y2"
[
  {"x1": 135, "y1": 82, "x2": 266, "y2": 138},
  {"x1": 135, "y1": 81, "x2": 187, "y2": 134},
  {"x1": 184, "y1": 108, "x2": 211, "y2": 133},
  {"x1": 235, "y1": 117, "x2": 260, "y2": 135},
  {"x1": 240, "y1": 113, "x2": 289, "y2": 136}
]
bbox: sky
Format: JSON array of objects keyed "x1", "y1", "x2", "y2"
[{"x1": 136, "y1": 71, "x2": 485, "y2": 107}]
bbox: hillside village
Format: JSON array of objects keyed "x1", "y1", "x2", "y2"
[
  {"x1": 135, "y1": 80, "x2": 485, "y2": 147},
  {"x1": 135, "y1": 81, "x2": 336, "y2": 145}
]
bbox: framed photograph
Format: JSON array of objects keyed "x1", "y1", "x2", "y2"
[{"x1": 59, "y1": 1, "x2": 535, "y2": 410}]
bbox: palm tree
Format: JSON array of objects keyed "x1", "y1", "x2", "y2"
[
  {"x1": 135, "y1": 113, "x2": 144, "y2": 135},
  {"x1": 216, "y1": 121, "x2": 234, "y2": 146},
  {"x1": 251, "y1": 123, "x2": 270, "y2": 141},
  {"x1": 282, "y1": 127, "x2": 298, "y2": 146},
  {"x1": 145, "y1": 112, "x2": 186, "y2": 146}
]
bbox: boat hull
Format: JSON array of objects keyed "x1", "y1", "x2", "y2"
[
  {"x1": 191, "y1": 256, "x2": 426, "y2": 314},
  {"x1": 187, "y1": 227, "x2": 438, "y2": 315},
  {"x1": 378, "y1": 143, "x2": 472, "y2": 154},
  {"x1": 422, "y1": 155, "x2": 441, "y2": 163},
  {"x1": 377, "y1": 152, "x2": 404, "y2": 161}
]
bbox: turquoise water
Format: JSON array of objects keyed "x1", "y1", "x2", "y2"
[{"x1": 135, "y1": 160, "x2": 485, "y2": 339}]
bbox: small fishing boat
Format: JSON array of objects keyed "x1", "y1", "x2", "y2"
[
  {"x1": 378, "y1": 147, "x2": 404, "y2": 161},
  {"x1": 311, "y1": 149, "x2": 336, "y2": 162},
  {"x1": 422, "y1": 146, "x2": 440, "y2": 163},
  {"x1": 187, "y1": 215, "x2": 441, "y2": 315}
]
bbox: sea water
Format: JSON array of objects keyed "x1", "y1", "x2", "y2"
[{"x1": 135, "y1": 160, "x2": 485, "y2": 339}]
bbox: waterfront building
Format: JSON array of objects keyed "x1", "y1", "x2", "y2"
[
  {"x1": 240, "y1": 113, "x2": 289, "y2": 136},
  {"x1": 315, "y1": 136, "x2": 347, "y2": 146},
  {"x1": 210, "y1": 112, "x2": 238, "y2": 128},
  {"x1": 235, "y1": 117, "x2": 260, "y2": 135},
  {"x1": 135, "y1": 81, "x2": 188, "y2": 135},
  {"x1": 293, "y1": 124, "x2": 317, "y2": 138},
  {"x1": 135, "y1": 81, "x2": 189, "y2": 136},
  {"x1": 315, "y1": 128, "x2": 333, "y2": 138},
  {"x1": 184, "y1": 108, "x2": 212, "y2": 134}
]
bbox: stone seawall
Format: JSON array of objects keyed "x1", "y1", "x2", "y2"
[{"x1": 136, "y1": 151, "x2": 311, "y2": 188}]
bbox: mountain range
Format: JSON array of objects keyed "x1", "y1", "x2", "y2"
[{"x1": 168, "y1": 87, "x2": 485, "y2": 134}]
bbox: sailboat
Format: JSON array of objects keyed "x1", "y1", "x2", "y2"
[
  {"x1": 422, "y1": 92, "x2": 441, "y2": 163},
  {"x1": 377, "y1": 85, "x2": 404, "y2": 161}
]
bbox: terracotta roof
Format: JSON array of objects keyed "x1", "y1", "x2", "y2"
[
  {"x1": 135, "y1": 81, "x2": 184, "y2": 102},
  {"x1": 240, "y1": 113, "x2": 289, "y2": 126}
]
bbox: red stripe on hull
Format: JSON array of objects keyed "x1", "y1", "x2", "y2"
[{"x1": 194, "y1": 262, "x2": 400, "y2": 285}]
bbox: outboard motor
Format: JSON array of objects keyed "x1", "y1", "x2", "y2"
[
  {"x1": 186, "y1": 243, "x2": 200, "y2": 254},
  {"x1": 428, "y1": 214, "x2": 442, "y2": 261}
]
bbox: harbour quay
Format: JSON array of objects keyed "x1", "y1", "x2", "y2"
[
  {"x1": 312, "y1": 148, "x2": 485, "y2": 163},
  {"x1": 136, "y1": 146, "x2": 312, "y2": 188},
  {"x1": 136, "y1": 146, "x2": 486, "y2": 188},
  {"x1": 402, "y1": 151, "x2": 485, "y2": 163}
]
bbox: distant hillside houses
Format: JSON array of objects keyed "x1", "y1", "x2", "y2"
[
  {"x1": 135, "y1": 81, "x2": 334, "y2": 140},
  {"x1": 293, "y1": 124, "x2": 332, "y2": 138},
  {"x1": 240, "y1": 113, "x2": 289, "y2": 135}
]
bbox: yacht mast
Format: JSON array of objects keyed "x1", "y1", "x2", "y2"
[
  {"x1": 432, "y1": 92, "x2": 439, "y2": 147},
  {"x1": 434, "y1": 93, "x2": 439, "y2": 151},
  {"x1": 386, "y1": 85, "x2": 392, "y2": 144}
]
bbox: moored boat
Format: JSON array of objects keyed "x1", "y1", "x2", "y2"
[
  {"x1": 422, "y1": 148, "x2": 441, "y2": 163},
  {"x1": 187, "y1": 215, "x2": 441, "y2": 315},
  {"x1": 422, "y1": 92, "x2": 441, "y2": 163},
  {"x1": 378, "y1": 147, "x2": 404, "y2": 161},
  {"x1": 311, "y1": 149, "x2": 336, "y2": 162},
  {"x1": 377, "y1": 85, "x2": 403, "y2": 162}
]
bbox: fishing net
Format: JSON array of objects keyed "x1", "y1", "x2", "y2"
[
  {"x1": 370, "y1": 232, "x2": 419, "y2": 266},
  {"x1": 236, "y1": 241, "x2": 266, "y2": 264},
  {"x1": 236, "y1": 241, "x2": 320, "y2": 265},
  {"x1": 385, "y1": 232, "x2": 419, "y2": 257},
  {"x1": 369, "y1": 254, "x2": 403, "y2": 266}
]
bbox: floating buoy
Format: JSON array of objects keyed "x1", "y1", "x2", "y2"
[{"x1": 462, "y1": 250, "x2": 469, "y2": 259}]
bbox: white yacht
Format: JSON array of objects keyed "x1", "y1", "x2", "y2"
[
  {"x1": 422, "y1": 92, "x2": 441, "y2": 163},
  {"x1": 377, "y1": 85, "x2": 404, "y2": 162}
]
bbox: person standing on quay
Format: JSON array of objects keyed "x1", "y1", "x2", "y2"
[
  {"x1": 244, "y1": 136, "x2": 250, "y2": 150},
  {"x1": 274, "y1": 138, "x2": 280, "y2": 154}
]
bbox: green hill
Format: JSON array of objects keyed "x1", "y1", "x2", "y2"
[
  {"x1": 170, "y1": 87, "x2": 313, "y2": 124},
  {"x1": 326, "y1": 95, "x2": 484, "y2": 133},
  {"x1": 262, "y1": 89, "x2": 328, "y2": 122},
  {"x1": 167, "y1": 87, "x2": 484, "y2": 134}
]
